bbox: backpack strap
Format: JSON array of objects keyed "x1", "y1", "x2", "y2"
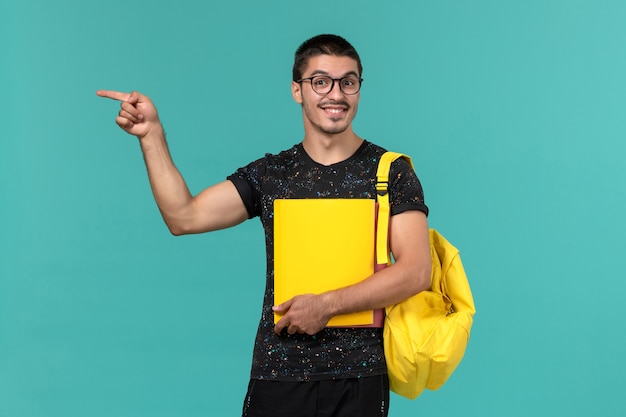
[{"x1": 376, "y1": 152, "x2": 414, "y2": 266}]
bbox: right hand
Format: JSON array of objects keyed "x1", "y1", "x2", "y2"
[{"x1": 96, "y1": 90, "x2": 160, "y2": 139}]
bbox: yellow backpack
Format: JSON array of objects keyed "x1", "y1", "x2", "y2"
[{"x1": 376, "y1": 152, "x2": 476, "y2": 399}]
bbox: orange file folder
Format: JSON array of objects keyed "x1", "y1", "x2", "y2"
[{"x1": 273, "y1": 199, "x2": 377, "y2": 327}]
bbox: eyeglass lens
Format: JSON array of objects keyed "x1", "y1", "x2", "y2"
[{"x1": 311, "y1": 76, "x2": 361, "y2": 94}]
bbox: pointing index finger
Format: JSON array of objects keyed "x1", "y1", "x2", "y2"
[{"x1": 96, "y1": 90, "x2": 130, "y2": 102}]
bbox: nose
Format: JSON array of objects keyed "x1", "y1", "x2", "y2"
[{"x1": 326, "y1": 80, "x2": 344, "y2": 99}]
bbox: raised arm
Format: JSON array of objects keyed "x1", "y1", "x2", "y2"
[{"x1": 97, "y1": 90, "x2": 248, "y2": 234}]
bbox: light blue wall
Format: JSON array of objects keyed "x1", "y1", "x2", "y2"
[{"x1": 2, "y1": 1, "x2": 625, "y2": 416}]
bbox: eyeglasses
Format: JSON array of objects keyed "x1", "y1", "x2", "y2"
[{"x1": 297, "y1": 75, "x2": 363, "y2": 95}]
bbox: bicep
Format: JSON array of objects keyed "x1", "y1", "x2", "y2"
[
  {"x1": 389, "y1": 211, "x2": 431, "y2": 289},
  {"x1": 189, "y1": 180, "x2": 249, "y2": 233}
]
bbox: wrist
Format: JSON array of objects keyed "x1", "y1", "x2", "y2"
[
  {"x1": 320, "y1": 291, "x2": 342, "y2": 318},
  {"x1": 138, "y1": 128, "x2": 167, "y2": 150}
]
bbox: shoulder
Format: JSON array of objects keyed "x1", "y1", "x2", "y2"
[
  {"x1": 362, "y1": 141, "x2": 413, "y2": 175},
  {"x1": 360, "y1": 140, "x2": 388, "y2": 158},
  {"x1": 231, "y1": 143, "x2": 301, "y2": 175},
  {"x1": 264, "y1": 144, "x2": 302, "y2": 167}
]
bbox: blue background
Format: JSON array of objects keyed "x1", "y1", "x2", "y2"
[{"x1": 2, "y1": 1, "x2": 625, "y2": 416}]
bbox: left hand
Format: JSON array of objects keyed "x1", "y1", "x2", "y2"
[
  {"x1": 96, "y1": 90, "x2": 161, "y2": 139},
  {"x1": 273, "y1": 294, "x2": 332, "y2": 336}
]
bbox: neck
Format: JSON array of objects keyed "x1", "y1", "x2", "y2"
[{"x1": 301, "y1": 130, "x2": 363, "y2": 166}]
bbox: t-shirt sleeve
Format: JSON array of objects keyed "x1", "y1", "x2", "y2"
[
  {"x1": 226, "y1": 159, "x2": 264, "y2": 219},
  {"x1": 388, "y1": 157, "x2": 429, "y2": 217}
]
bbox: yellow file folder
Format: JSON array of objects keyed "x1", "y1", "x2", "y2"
[{"x1": 273, "y1": 198, "x2": 377, "y2": 327}]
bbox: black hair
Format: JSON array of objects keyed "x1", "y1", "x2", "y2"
[{"x1": 292, "y1": 34, "x2": 362, "y2": 81}]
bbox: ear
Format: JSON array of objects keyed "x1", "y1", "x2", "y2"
[{"x1": 291, "y1": 81, "x2": 303, "y2": 104}]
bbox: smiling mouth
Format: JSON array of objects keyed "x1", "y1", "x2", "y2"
[
  {"x1": 325, "y1": 108, "x2": 345, "y2": 115},
  {"x1": 320, "y1": 103, "x2": 349, "y2": 117}
]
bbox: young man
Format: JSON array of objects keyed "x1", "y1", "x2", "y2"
[{"x1": 98, "y1": 34, "x2": 431, "y2": 417}]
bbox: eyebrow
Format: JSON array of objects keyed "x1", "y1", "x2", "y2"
[{"x1": 307, "y1": 70, "x2": 360, "y2": 78}]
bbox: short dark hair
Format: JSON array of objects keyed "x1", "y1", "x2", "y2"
[{"x1": 292, "y1": 34, "x2": 362, "y2": 82}]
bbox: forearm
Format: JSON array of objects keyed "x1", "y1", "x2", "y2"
[
  {"x1": 138, "y1": 129, "x2": 195, "y2": 234},
  {"x1": 321, "y1": 259, "x2": 431, "y2": 316},
  {"x1": 322, "y1": 211, "x2": 431, "y2": 317},
  {"x1": 273, "y1": 258, "x2": 430, "y2": 336}
]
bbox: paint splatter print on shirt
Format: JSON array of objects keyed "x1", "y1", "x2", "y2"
[{"x1": 227, "y1": 140, "x2": 427, "y2": 381}]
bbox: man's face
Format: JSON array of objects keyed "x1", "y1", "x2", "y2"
[{"x1": 292, "y1": 54, "x2": 361, "y2": 136}]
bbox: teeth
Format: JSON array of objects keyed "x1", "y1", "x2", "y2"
[{"x1": 326, "y1": 108, "x2": 343, "y2": 113}]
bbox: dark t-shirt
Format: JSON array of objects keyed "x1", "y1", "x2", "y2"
[{"x1": 227, "y1": 140, "x2": 428, "y2": 381}]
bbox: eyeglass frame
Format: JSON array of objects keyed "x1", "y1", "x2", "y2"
[{"x1": 296, "y1": 75, "x2": 364, "y2": 95}]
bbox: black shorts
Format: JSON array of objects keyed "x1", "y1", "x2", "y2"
[{"x1": 241, "y1": 374, "x2": 390, "y2": 417}]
